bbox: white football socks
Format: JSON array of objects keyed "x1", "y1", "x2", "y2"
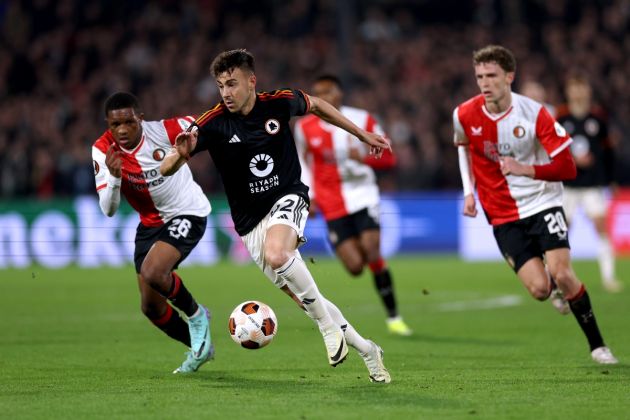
[
  {"x1": 320, "y1": 296, "x2": 371, "y2": 354},
  {"x1": 274, "y1": 255, "x2": 335, "y2": 332},
  {"x1": 598, "y1": 235, "x2": 616, "y2": 284}
]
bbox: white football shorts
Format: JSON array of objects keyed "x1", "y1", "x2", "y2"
[
  {"x1": 563, "y1": 187, "x2": 608, "y2": 221},
  {"x1": 241, "y1": 194, "x2": 309, "y2": 288}
]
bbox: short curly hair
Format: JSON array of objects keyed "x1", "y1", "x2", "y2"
[
  {"x1": 103, "y1": 92, "x2": 141, "y2": 117},
  {"x1": 472, "y1": 45, "x2": 516, "y2": 73}
]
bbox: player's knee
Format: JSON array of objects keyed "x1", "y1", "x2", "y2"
[
  {"x1": 550, "y1": 267, "x2": 577, "y2": 289},
  {"x1": 265, "y1": 248, "x2": 293, "y2": 270},
  {"x1": 140, "y1": 263, "x2": 169, "y2": 289},
  {"x1": 530, "y1": 286, "x2": 550, "y2": 301},
  {"x1": 346, "y1": 262, "x2": 364, "y2": 276},
  {"x1": 524, "y1": 279, "x2": 551, "y2": 301}
]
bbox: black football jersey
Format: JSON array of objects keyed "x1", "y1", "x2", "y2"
[
  {"x1": 556, "y1": 108, "x2": 614, "y2": 187},
  {"x1": 192, "y1": 89, "x2": 311, "y2": 235}
]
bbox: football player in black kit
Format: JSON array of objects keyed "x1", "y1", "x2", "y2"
[
  {"x1": 556, "y1": 75, "x2": 623, "y2": 293},
  {"x1": 161, "y1": 49, "x2": 392, "y2": 383}
]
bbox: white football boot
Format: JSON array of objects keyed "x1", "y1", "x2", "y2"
[
  {"x1": 549, "y1": 288, "x2": 570, "y2": 315},
  {"x1": 322, "y1": 326, "x2": 348, "y2": 367},
  {"x1": 591, "y1": 346, "x2": 618, "y2": 365},
  {"x1": 360, "y1": 340, "x2": 391, "y2": 383}
]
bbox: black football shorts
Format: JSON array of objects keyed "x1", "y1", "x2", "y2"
[
  {"x1": 133, "y1": 215, "x2": 207, "y2": 273},
  {"x1": 327, "y1": 207, "x2": 380, "y2": 248},
  {"x1": 493, "y1": 206, "x2": 570, "y2": 273}
]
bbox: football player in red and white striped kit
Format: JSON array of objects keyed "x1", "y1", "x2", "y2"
[
  {"x1": 454, "y1": 45, "x2": 617, "y2": 364},
  {"x1": 92, "y1": 92, "x2": 213, "y2": 373},
  {"x1": 294, "y1": 75, "x2": 411, "y2": 336}
]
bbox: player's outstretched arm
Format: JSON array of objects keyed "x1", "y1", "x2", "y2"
[
  {"x1": 307, "y1": 94, "x2": 390, "y2": 157},
  {"x1": 160, "y1": 131, "x2": 197, "y2": 176}
]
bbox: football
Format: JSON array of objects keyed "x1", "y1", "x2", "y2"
[{"x1": 228, "y1": 301, "x2": 278, "y2": 349}]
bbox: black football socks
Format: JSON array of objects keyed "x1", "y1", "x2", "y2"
[
  {"x1": 167, "y1": 272, "x2": 199, "y2": 318},
  {"x1": 372, "y1": 267, "x2": 398, "y2": 318},
  {"x1": 568, "y1": 285, "x2": 605, "y2": 351},
  {"x1": 150, "y1": 305, "x2": 191, "y2": 347}
]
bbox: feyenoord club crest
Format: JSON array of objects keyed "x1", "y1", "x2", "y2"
[
  {"x1": 152, "y1": 148, "x2": 166, "y2": 161},
  {"x1": 265, "y1": 119, "x2": 280, "y2": 135},
  {"x1": 513, "y1": 125, "x2": 526, "y2": 138},
  {"x1": 93, "y1": 160, "x2": 100, "y2": 175}
]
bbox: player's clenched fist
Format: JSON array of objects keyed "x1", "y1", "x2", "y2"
[{"x1": 105, "y1": 143, "x2": 123, "y2": 178}]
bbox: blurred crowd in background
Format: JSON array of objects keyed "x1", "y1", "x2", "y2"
[{"x1": 1, "y1": 0, "x2": 629, "y2": 199}]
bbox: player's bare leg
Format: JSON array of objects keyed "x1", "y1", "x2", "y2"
[
  {"x1": 545, "y1": 248, "x2": 618, "y2": 364},
  {"x1": 592, "y1": 214, "x2": 622, "y2": 292},
  {"x1": 137, "y1": 274, "x2": 190, "y2": 346},
  {"x1": 142, "y1": 242, "x2": 213, "y2": 371},
  {"x1": 266, "y1": 224, "x2": 347, "y2": 366},
  {"x1": 515, "y1": 257, "x2": 568, "y2": 314}
]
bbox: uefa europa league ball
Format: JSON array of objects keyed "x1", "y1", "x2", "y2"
[{"x1": 228, "y1": 301, "x2": 278, "y2": 349}]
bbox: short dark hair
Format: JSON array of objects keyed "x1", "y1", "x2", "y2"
[
  {"x1": 104, "y1": 92, "x2": 141, "y2": 116},
  {"x1": 472, "y1": 45, "x2": 517, "y2": 73},
  {"x1": 210, "y1": 49, "x2": 255, "y2": 78},
  {"x1": 565, "y1": 72, "x2": 590, "y2": 87},
  {"x1": 314, "y1": 74, "x2": 343, "y2": 90}
]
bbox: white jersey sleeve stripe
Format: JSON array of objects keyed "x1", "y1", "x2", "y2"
[{"x1": 549, "y1": 137, "x2": 573, "y2": 158}]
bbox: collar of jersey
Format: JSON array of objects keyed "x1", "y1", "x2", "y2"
[
  {"x1": 482, "y1": 103, "x2": 513, "y2": 122},
  {"x1": 118, "y1": 134, "x2": 145, "y2": 155}
]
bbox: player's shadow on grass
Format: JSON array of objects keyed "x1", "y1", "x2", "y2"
[{"x1": 185, "y1": 369, "x2": 465, "y2": 410}]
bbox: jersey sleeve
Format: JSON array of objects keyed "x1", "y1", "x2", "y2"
[
  {"x1": 362, "y1": 113, "x2": 396, "y2": 169},
  {"x1": 93, "y1": 144, "x2": 109, "y2": 192},
  {"x1": 277, "y1": 89, "x2": 310, "y2": 118},
  {"x1": 162, "y1": 116, "x2": 195, "y2": 145},
  {"x1": 453, "y1": 107, "x2": 469, "y2": 145},
  {"x1": 535, "y1": 107, "x2": 572, "y2": 158},
  {"x1": 293, "y1": 120, "x2": 314, "y2": 197},
  {"x1": 92, "y1": 144, "x2": 122, "y2": 216}
]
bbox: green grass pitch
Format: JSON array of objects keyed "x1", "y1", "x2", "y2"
[{"x1": 1, "y1": 257, "x2": 629, "y2": 419}]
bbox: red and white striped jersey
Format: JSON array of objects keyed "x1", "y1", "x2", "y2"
[
  {"x1": 453, "y1": 93, "x2": 572, "y2": 225},
  {"x1": 92, "y1": 117, "x2": 211, "y2": 227},
  {"x1": 294, "y1": 106, "x2": 395, "y2": 221}
]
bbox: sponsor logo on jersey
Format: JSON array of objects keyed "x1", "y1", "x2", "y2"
[
  {"x1": 483, "y1": 141, "x2": 500, "y2": 162},
  {"x1": 571, "y1": 135, "x2": 590, "y2": 158},
  {"x1": 585, "y1": 118, "x2": 600, "y2": 136},
  {"x1": 471, "y1": 126, "x2": 483, "y2": 136},
  {"x1": 152, "y1": 148, "x2": 166, "y2": 161},
  {"x1": 513, "y1": 125, "x2": 525, "y2": 138},
  {"x1": 249, "y1": 154, "x2": 274, "y2": 177},
  {"x1": 265, "y1": 119, "x2": 280, "y2": 135},
  {"x1": 229, "y1": 134, "x2": 242, "y2": 143},
  {"x1": 498, "y1": 143, "x2": 513, "y2": 157},
  {"x1": 93, "y1": 160, "x2": 100, "y2": 175}
]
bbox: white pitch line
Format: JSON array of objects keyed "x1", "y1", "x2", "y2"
[{"x1": 437, "y1": 294, "x2": 523, "y2": 312}]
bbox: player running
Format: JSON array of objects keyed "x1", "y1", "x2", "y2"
[
  {"x1": 454, "y1": 45, "x2": 617, "y2": 364},
  {"x1": 161, "y1": 49, "x2": 392, "y2": 383},
  {"x1": 92, "y1": 92, "x2": 213, "y2": 373},
  {"x1": 556, "y1": 75, "x2": 623, "y2": 292},
  {"x1": 294, "y1": 74, "x2": 411, "y2": 336}
]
